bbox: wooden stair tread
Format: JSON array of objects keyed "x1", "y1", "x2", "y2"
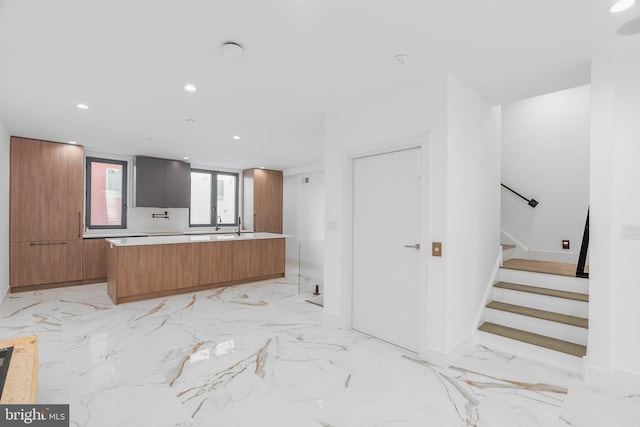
[
  {"x1": 502, "y1": 258, "x2": 583, "y2": 277},
  {"x1": 494, "y1": 281, "x2": 589, "y2": 302},
  {"x1": 486, "y1": 301, "x2": 588, "y2": 328},
  {"x1": 478, "y1": 322, "x2": 586, "y2": 357}
]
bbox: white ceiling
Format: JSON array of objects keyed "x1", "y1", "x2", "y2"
[{"x1": 0, "y1": 0, "x2": 635, "y2": 171}]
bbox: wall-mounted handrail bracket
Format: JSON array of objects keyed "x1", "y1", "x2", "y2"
[{"x1": 501, "y1": 183, "x2": 539, "y2": 208}]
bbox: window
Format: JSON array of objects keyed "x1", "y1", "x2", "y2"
[
  {"x1": 190, "y1": 170, "x2": 238, "y2": 227},
  {"x1": 86, "y1": 157, "x2": 127, "y2": 229}
]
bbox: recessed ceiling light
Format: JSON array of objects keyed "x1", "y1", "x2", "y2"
[
  {"x1": 259, "y1": 166, "x2": 265, "y2": 169},
  {"x1": 222, "y1": 42, "x2": 245, "y2": 61},
  {"x1": 68, "y1": 140, "x2": 77, "y2": 145},
  {"x1": 76, "y1": 103, "x2": 89, "y2": 110},
  {"x1": 609, "y1": 0, "x2": 636, "y2": 13},
  {"x1": 184, "y1": 84, "x2": 197, "y2": 92},
  {"x1": 183, "y1": 156, "x2": 190, "y2": 160},
  {"x1": 233, "y1": 135, "x2": 241, "y2": 140}
]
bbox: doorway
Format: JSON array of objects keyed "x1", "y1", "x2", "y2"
[{"x1": 352, "y1": 147, "x2": 422, "y2": 352}]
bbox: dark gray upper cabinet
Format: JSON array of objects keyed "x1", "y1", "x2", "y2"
[{"x1": 135, "y1": 156, "x2": 190, "y2": 208}]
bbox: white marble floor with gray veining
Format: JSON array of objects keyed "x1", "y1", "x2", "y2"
[{"x1": 1, "y1": 265, "x2": 639, "y2": 427}]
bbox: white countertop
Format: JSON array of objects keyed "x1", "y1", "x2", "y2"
[
  {"x1": 84, "y1": 228, "x2": 249, "y2": 239},
  {"x1": 106, "y1": 232, "x2": 290, "y2": 247}
]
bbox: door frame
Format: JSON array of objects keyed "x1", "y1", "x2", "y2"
[{"x1": 342, "y1": 133, "x2": 431, "y2": 355}]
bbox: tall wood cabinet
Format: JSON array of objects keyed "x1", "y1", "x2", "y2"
[
  {"x1": 10, "y1": 137, "x2": 84, "y2": 289},
  {"x1": 242, "y1": 169, "x2": 283, "y2": 233}
]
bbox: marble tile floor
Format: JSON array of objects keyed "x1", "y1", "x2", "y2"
[{"x1": 1, "y1": 267, "x2": 639, "y2": 426}]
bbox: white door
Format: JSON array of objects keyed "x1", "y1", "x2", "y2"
[{"x1": 352, "y1": 147, "x2": 422, "y2": 352}]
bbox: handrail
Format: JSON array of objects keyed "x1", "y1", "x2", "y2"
[
  {"x1": 576, "y1": 209, "x2": 589, "y2": 278},
  {"x1": 501, "y1": 183, "x2": 539, "y2": 207}
]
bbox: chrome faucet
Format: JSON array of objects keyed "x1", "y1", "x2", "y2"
[{"x1": 215, "y1": 216, "x2": 222, "y2": 231}]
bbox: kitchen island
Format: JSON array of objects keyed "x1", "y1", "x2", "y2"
[{"x1": 106, "y1": 232, "x2": 287, "y2": 304}]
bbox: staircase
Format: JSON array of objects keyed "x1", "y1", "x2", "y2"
[{"x1": 477, "y1": 259, "x2": 589, "y2": 373}]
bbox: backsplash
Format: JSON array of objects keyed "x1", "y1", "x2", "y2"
[
  {"x1": 127, "y1": 207, "x2": 190, "y2": 232},
  {"x1": 84, "y1": 207, "x2": 239, "y2": 237}
]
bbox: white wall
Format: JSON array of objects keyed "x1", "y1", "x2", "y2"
[
  {"x1": 0, "y1": 119, "x2": 10, "y2": 303},
  {"x1": 501, "y1": 85, "x2": 590, "y2": 263},
  {"x1": 588, "y1": 49, "x2": 640, "y2": 390},
  {"x1": 445, "y1": 74, "x2": 501, "y2": 348},
  {"x1": 324, "y1": 70, "x2": 500, "y2": 364},
  {"x1": 282, "y1": 166, "x2": 325, "y2": 262}
]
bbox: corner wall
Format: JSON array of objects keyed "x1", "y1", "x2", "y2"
[
  {"x1": 0, "y1": 120, "x2": 10, "y2": 303},
  {"x1": 501, "y1": 85, "x2": 590, "y2": 262},
  {"x1": 323, "y1": 71, "x2": 500, "y2": 363},
  {"x1": 588, "y1": 49, "x2": 640, "y2": 390},
  {"x1": 445, "y1": 74, "x2": 501, "y2": 350}
]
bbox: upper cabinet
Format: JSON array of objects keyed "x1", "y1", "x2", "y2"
[
  {"x1": 10, "y1": 137, "x2": 84, "y2": 242},
  {"x1": 134, "y1": 156, "x2": 190, "y2": 208},
  {"x1": 242, "y1": 168, "x2": 283, "y2": 233}
]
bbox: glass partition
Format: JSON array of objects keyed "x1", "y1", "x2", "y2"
[{"x1": 299, "y1": 240, "x2": 324, "y2": 305}]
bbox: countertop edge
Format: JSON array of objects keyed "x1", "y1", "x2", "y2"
[{"x1": 105, "y1": 233, "x2": 291, "y2": 247}]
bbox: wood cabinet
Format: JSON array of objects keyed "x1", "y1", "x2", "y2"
[
  {"x1": 108, "y1": 245, "x2": 164, "y2": 299},
  {"x1": 82, "y1": 238, "x2": 108, "y2": 282},
  {"x1": 107, "y1": 237, "x2": 286, "y2": 304},
  {"x1": 10, "y1": 137, "x2": 84, "y2": 290},
  {"x1": 232, "y1": 239, "x2": 285, "y2": 279},
  {"x1": 10, "y1": 137, "x2": 84, "y2": 242},
  {"x1": 162, "y1": 244, "x2": 200, "y2": 290},
  {"x1": 242, "y1": 169, "x2": 283, "y2": 233},
  {"x1": 135, "y1": 156, "x2": 190, "y2": 208},
  {"x1": 200, "y1": 241, "x2": 235, "y2": 284},
  {"x1": 249, "y1": 238, "x2": 285, "y2": 277},
  {"x1": 10, "y1": 241, "x2": 82, "y2": 287}
]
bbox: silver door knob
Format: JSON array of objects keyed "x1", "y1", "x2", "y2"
[{"x1": 404, "y1": 244, "x2": 420, "y2": 250}]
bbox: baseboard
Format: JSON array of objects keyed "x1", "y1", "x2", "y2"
[
  {"x1": 614, "y1": 367, "x2": 640, "y2": 392},
  {"x1": 473, "y1": 250, "x2": 502, "y2": 330},
  {"x1": 420, "y1": 336, "x2": 474, "y2": 367},
  {"x1": 0, "y1": 285, "x2": 8, "y2": 305},
  {"x1": 584, "y1": 362, "x2": 615, "y2": 389},
  {"x1": 322, "y1": 310, "x2": 341, "y2": 328}
]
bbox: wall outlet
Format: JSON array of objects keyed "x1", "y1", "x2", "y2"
[{"x1": 562, "y1": 240, "x2": 570, "y2": 249}]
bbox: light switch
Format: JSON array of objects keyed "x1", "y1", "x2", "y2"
[{"x1": 622, "y1": 224, "x2": 640, "y2": 239}]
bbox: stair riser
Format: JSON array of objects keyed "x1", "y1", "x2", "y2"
[
  {"x1": 498, "y1": 269, "x2": 589, "y2": 294},
  {"x1": 476, "y1": 331, "x2": 584, "y2": 374},
  {"x1": 491, "y1": 288, "x2": 589, "y2": 318},
  {"x1": 483, "y1": 308, "x2": 588, "y2": 345},
  {"x1": 502, "y1": 248, "x2": 515, "y2": 263}
]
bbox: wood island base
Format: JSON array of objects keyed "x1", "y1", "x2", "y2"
[{"x1": 107, "y1": 235, "x2": 286, "y2": 304}]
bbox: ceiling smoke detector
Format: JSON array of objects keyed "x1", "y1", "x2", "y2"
[
  {"x1": 222, "y1": 42, "x2": 244, "y2": 61},
  {"x1": 394, "y1": 53, "x2": 409, "y2": 65}
]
